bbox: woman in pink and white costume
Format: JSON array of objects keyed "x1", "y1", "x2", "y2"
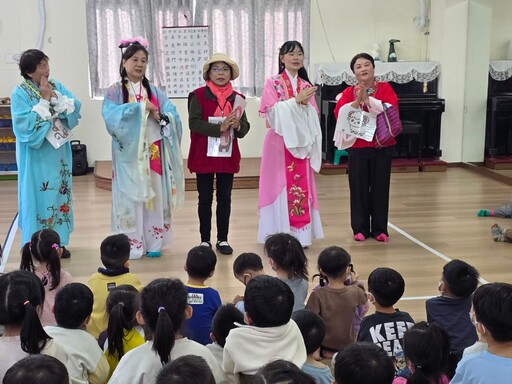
[{"x1": 258, "y1": 41, "x2": 323, "y2": 247}]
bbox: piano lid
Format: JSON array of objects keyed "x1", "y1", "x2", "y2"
[{"x1": 313, "y1": 61, "x2": 441, "y2": 86}]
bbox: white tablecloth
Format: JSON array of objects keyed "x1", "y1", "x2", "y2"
[
  {"x1": 489, "y1": 60, "x2": 512, "y2": 81},
  {"x1": 313, "y1": 61, "x2": 441, "y2": 86}
]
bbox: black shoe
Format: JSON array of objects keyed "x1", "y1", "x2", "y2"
[
  {"x1": 61, "y1": 247, "x2": 71, "y2": 259},
  {"x1": 216, "y1": 241, "x2": 233, "y2": 255},
  {"x1": 200, "y1": 241, "x2": 212, "y2": 248}
]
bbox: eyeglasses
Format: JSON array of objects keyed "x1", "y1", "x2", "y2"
[{"x1": 210, "y1": 67, "x2": 231, "y2": 73}]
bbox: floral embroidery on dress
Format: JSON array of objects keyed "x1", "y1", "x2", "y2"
[
  {"x1": 129, "y1": 237, "x2": 143, "y2": 250},
  {"x1": 149, "y1": 143, "x2": 160, "y2": 160},
  {"x1": 148, "y1": 225, "x2": 166, "y2": 239},
  {"x1": 36, "y1": 159, "x2": 72, "y2": 229},
  {"x1": 288, "y1": 174, "x2": 307, "y2": 217}
]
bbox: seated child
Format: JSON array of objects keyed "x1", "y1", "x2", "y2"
[
  {"x1": 252, "y1": 360, "x2": 316, "y2": 384},
  {"x1": 223, "y1": 275, "x2": 307, "y2": 383},
  {"x1": 3, "y1": 355, "x2": 69, "y2": 384},
  {"x1": 232, "y1": 252, "x2": 265, "y2": 312},
  {"x1": 306, "y1": 246, "x2": 367, "y2": 357},
  {"x1": 184, "y1": 246, "x2": 222, "y2": 345},
  {"x1": 264, "y1": 233, "x2": 309, "y2": 312},
  {"x1": 19, "y1": 229, "x2": 73, "y2": 326},
  {"x1": 333, "y1": 342, "x2": 395, "y2": 384},
  {"x1": 87, "y1": 234, "x2": 143, "y2": 338},
  {"x1": 44, "y1": 283, "x2": 109, "y2": 384},
  {"x1": 291, "y1": 309, "x2": 334, "y2": 384},
  {"x1": 155, "y1": 355, "x2": 216, "y2": 384},
  {"x1": 451, "y1": 283, "x2": 512, "y2": 383},
  {"x1": 206, "y1": 303, "x2": 244, "y2": 367},
  {"x1": 358, "y1": 267, "x2": 414, "y2": 374},
  {"x1": 426, "y1": 259, "x2": 479, "y2": 375},
  {"x1": 392, "y1": 321, "x2": 450, "y2": 384}
]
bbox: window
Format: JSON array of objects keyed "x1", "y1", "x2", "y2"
[{"x1": 85, "y1": 0, "x2": 310, "y2": 97}]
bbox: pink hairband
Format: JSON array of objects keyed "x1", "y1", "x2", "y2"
[
  {"x1": 119, "y1": 36, "x2": 149, "y2": 49},
  {"x1": 52, "y1": 243, "x2": 60, "y2": 250}
]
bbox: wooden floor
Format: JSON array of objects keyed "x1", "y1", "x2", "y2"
[{"x1": 1, "y1": 167, "x2": 512, "y2": 322}]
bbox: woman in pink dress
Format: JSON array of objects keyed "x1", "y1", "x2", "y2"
[{"x1": 258, "y1": 41, "x2": 324, "y2": 247}]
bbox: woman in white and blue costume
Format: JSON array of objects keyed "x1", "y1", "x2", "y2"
[
  {"x1": 102, "y1": 37, "x2": 184, "y2": 259},
  {"x1": 11, "y1": 49, "x2": 81, "y2": 258}
]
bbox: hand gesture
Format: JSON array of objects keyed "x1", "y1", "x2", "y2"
[
  {"x1": 295, "y1": 85, "x2": 317, "y2": 105},
  {"x1": 146, "y1": 101, "x2": 160, "y2": 122},
  {"x1": 39, "y1": 77, "x2": 52, "y2": 101},
  {"x1": 220, "y1": 111, "x2": 239, "y2": 132}
]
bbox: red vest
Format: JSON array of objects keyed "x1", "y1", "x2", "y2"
[{"x1": 187, "y1": 86, "x2": 243, "y2": 174}]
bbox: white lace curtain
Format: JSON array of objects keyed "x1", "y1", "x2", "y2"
[{"x1": 85, "y1": 0, "x2": 310, "y2": 97}]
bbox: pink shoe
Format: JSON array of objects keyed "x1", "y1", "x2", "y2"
[
  {"x1": 354, "y1": 233, "x2": 366, "y2": 241},
  {"x1": 375, "y1": 233, "x2": 389, "y2": 242}
]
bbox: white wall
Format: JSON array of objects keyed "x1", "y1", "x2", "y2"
[{"x1": 1, "y1": 0, "x2": 511, "y2": 164}]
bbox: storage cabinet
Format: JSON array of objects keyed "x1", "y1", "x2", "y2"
[{"x1": 0, "y1": 103, "x2": 17, "y2": 174}]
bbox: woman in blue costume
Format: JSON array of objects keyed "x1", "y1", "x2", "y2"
[
  {"x1": 102, "y1": 38, "x2": 184, "y2": 259},
  {"x1": 11, "y1": 49, "x2": 81, "y2": 257}
]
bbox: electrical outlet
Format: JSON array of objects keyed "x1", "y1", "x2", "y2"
[{"x1": 5, "y1": 54, "x2": 21, "y2": 64}]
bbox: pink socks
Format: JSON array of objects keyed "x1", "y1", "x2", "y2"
[
  {"x1": 375, "y1": 233, "x2": 389, "y2": 242},
  {"x1": 354, "y1": 233, "x2": 366, "y2": 241}
]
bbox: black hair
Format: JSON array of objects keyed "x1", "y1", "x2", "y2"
[
  {"x1": 334, "y1": 342, "x2": 395, "y2": 384},
  {"x1": 140, "y1": 278, "x2": 188, "y2": 364},
  {"x1": 19, "y1": 49, "x2": 49, "y2": 80},
  {"x1": 442, "y1": 259, "x2": 479, "y2": 298},
  {"x1": 264, "y1": 233, "x2": 308, "y2": 280},
  {"x1": 211, "y1": 304, "x2": 244, "y2": 347},
  {"x1": 252, "y1": 359, "x2": 316, "y2": 384},
  {"x1": 291, "y1": 309, "x2": 326, "y2": 355},
  {"x1": 20, "y1": 229, "x2": 62, "y2": 290},
  {"x1": 232, "y1": 252, "x2": 263, "y2": 276},
  {"x1": 368, "y1": 267, "x2": 405, "y2": 307},
  {"x1": 473, "y1": 282, "x2": 512, "y2": 342},
  {"x1": 244, "y1": 275, "x2": 294, "y2": 327},
  {"x1": 100, "y1": 234, "x2": 131, "y2": 270},
  {"x1": 185, "y1": 246, "x2": 217, "y2": 280},
  {"x1": 53, "y1": 283, "x2": 94, "y2": 329},
  {"x1": 0, "y1": 270, "x2": 50, "y2": 354},
  {"x1": 278, "y1": 40, "x2": 312, "y2": 84},
  {"x1": 349, "y1": 53, "x2": 375, "y2": 72},
  {"x1": 402, "y1": 321, "x2": 450, "y2": 384},
  {"x1": 317, "y1": 246, "x2": 351, "y2": 279},
  {"x1": 155, "y1": 355, "x2": 216, "y2": 384},
  {"x1": 3, "y1": 354, "x2": 69, "y2": 384},
  {"x1": 119, "y1": 43, "x2": 153, "y2": 104},
  {"x1": 105, "y1": 288, "x2": 141, "y2": 361}
]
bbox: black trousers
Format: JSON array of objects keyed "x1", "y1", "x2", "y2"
[
  {"x1": 196, "y1": 173, "x2": 234, "y2": 242},
  {"x1": 347, "y1": 147, "x2": 393, "y2": 238}
]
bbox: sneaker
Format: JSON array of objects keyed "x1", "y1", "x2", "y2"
[
  {"x1": 216, "y1": 241, "x2": 233, "y2": 255},
  {"x1": 353, "y1": 233, "x2": 366, "y2": 242},
  {"x1": 200, "y1": 241, "x2": 212, "y2": 248},
  {"x1": 61, "y1": 247, "x2": 71, "y2": 259},
  {"x1": 375, "y1": 233, "x2": 389, "y2": 242},
  {"x1": 146, "y1": 251, "x2": 161, "y2": 258}
]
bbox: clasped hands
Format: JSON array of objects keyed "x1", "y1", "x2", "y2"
[
  {"x1": 295, "y1": 85, "x2": 318, "y2": 105},
  {"x1": 220, "y1": 111, "x2": 241, "y2": 133},
  {"x1": 351, "y1": 86, "x2": 371, "y2": 109}
]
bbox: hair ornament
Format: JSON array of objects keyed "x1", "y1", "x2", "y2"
[
  {"x1": 118, "y1": 36, "x2": 149, "y2": 49},
  {"x1": 23, "y1": 300, "x2": 30, "y2": 306},
  {"x1": 118, "y1": 302, "x2": 125, "y2": 307},
  {"x1": 158, "y1": 306, "x2": 166, "y2": 314},
  {"x1": 51, "y1": 243, "x2": 60, "y2": 250}
]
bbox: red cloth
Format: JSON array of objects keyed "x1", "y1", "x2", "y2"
[
  {"x1": 187, "y1": 86, "x2": 243, "y2": 174},
  {"x1": 334, "y1": 82, "x2": 399, "y2": 148}
]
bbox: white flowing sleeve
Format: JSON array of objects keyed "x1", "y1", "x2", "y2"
[
  {"x1": 31, "y1": 98, "x2": 52, "y2": 121},
  {"x1": 51, "y1": 90, "x2": 76, "y2": 114}
]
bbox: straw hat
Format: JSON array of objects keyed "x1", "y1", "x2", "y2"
[{"x1": 202, "y1": 53, "x2": 239, "y2": 81}]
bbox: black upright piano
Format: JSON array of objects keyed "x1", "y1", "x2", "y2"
[
  {"x1": 316, "y1": 76, "x2": 445, "y2": 163},
  {"x1": 485, "y1": 74, "x2": 512, "y2": 157}
]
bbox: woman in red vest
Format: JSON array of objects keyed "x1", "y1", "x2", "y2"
[{"x1": 187, "y1": 53, "x2": 250, "y2": 255}]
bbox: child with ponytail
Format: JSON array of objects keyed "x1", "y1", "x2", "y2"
[
  {"x1": 393, "y1": 321, "x2": 450, "y2": 384},
  {"x1": 19, "y1": 229, "x2": 73, "y2": 326},
  {"x1": 0, "y1": 270, "x2": 67, "y2": 377},
  {"x1": 108, "y1": 278, "x2": 225, "y2": 384},
  {"x1": 264, "y1": 233, "x2": 309, "y2": 312},
  {"x1": 103, "y1": 286, "x2": 144, "y2": 380}
]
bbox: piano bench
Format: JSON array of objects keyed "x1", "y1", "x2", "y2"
[{"x1": 400, "y1": 121, "x2": 422, "y2": 162}]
